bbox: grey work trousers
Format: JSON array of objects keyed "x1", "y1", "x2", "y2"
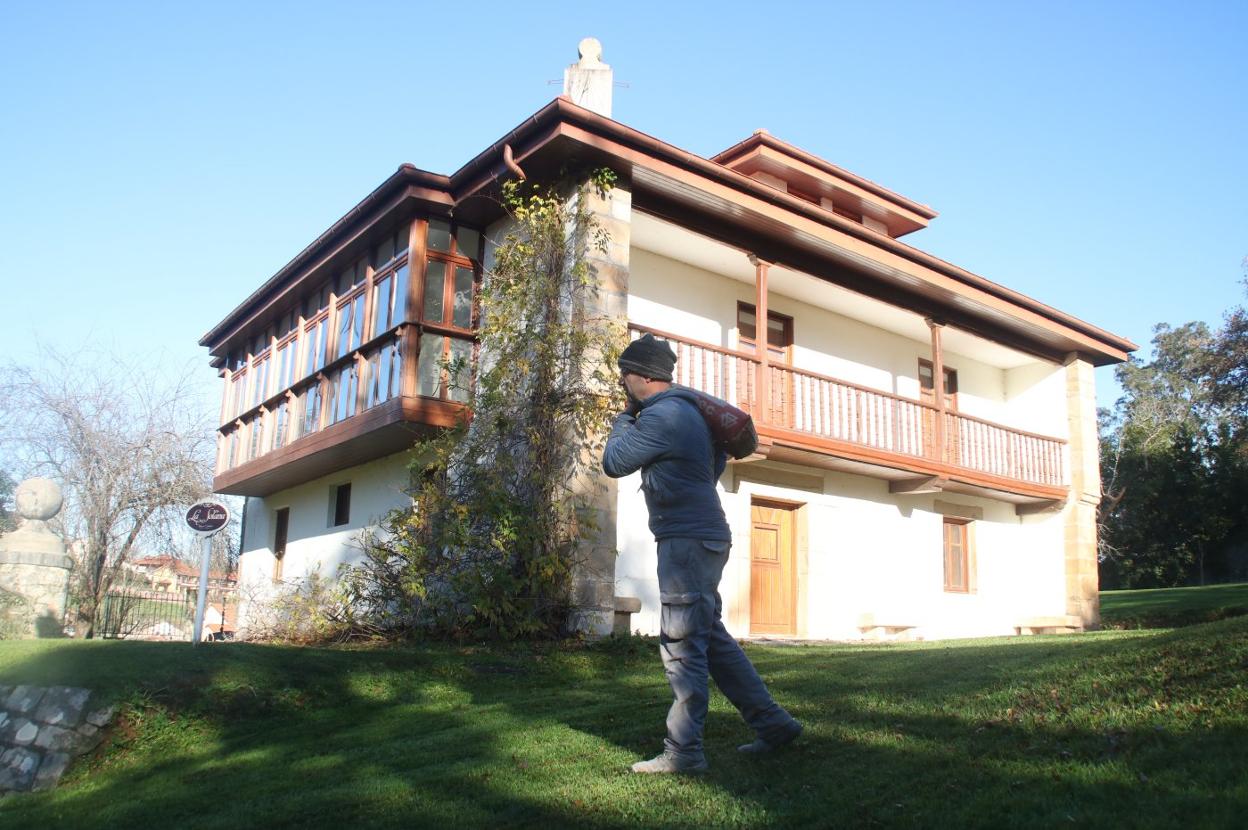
[{"x1": 657, "y1": 537, "x2": 797, "y2": 758}]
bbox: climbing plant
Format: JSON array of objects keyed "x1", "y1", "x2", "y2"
[{"x1": 345, "y1": 168, "x2": 624, "y2": 638}]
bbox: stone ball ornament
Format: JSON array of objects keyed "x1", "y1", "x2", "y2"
[{"x1": 14, "y1": 478, "x2": 63, "y2": 523}]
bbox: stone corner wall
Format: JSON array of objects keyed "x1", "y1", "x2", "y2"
[{"x1": 0, "y1": 685, "x2": 116, "y2": 794}]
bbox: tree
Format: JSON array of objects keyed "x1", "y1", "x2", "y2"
[
  {"x1": 0, "y1": 469, "x2": 15, "y2": 533},
  {"x1": 1099, "y1": 284, "x2": 1248, "y2": 588},
  {"x1": 0, "y1": 348, "x2": 215, "y2": 636},
  {"x1": 347, "y1": 170, "x2": 623, "y2": 638}
]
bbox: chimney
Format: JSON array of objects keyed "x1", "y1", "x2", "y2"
[{"x1": 563, "y1": 37, "x2": 612, "y2": 118}]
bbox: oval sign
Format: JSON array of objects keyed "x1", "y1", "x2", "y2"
[{"x1": 186, "y1": 501, "x2": 230, "y2": 535}]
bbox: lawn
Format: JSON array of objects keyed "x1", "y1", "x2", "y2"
[
  {"x1": 2, "y1": 617, "x2": 1245, "y2": 829},
  {"x1": 1100, "y1": 582, "x2": 1248, "y2": 628}
]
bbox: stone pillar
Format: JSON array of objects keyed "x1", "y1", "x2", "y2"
[
  {"x1": 568, "y1": 177, "x2": 631, "y2": 636},
  {"x1": 1062, "y1": 355, "x2": 1101, "y2": 629},
  {"x1": 0, "y1": 479, "x2": 71, "y2": 639}
]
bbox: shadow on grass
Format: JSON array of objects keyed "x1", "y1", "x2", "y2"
[{"x1": 0, "y1": 621, "x2": 1244, "y2": 828}]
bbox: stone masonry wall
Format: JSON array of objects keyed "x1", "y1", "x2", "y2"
[{"x1": 0, "y1": 685, "x2": 115, "y2": 794}]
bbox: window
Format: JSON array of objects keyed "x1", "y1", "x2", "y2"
[
  {"x1": 331, "y1": 483, "x2": 351, "y2": 527},
  {"x1": 918, "y1": 359, "x2": 958, "y2": 410},
  {"x1": 943, "y1": 518, "x2": 974, "y2": 593},
  {"x1": 418, "y1": 218, "x2": 479, "y2": 401},
  {"x1": 737, "y1": 302, "x2": 793, "y2": 360},
  {"x1": 273, "y1": 507, "x2": 289, "y2": 581},
  {"x1": 330, "y1": 362, "x2": 360, "y2": 424},
  {"x1": 366, "y1": 335, "x2": 402, "y2": 408}
]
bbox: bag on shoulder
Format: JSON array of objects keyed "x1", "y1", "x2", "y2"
[{"x1": 667, "y1": 385, "x2": 759, "y2": 460}]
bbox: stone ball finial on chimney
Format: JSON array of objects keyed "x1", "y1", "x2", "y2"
[
  {"x1": 564, "y1": 37, "x2": 613, "y2": 118},
  {"x1": 578, "y1": 37, "x2": 604, "y2": 66}
]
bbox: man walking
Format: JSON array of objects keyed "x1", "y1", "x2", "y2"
[{"x1": 603, "y1": 333, "x2": 802, "y2": 774}]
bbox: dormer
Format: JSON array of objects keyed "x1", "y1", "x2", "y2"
[{"x1": 711, "y1": 130, "x2": 937, "y2": 238}]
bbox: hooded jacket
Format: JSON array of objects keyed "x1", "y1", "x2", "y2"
[{"x1": 602, "y1": 387, "x2": 731, "y2": 541}]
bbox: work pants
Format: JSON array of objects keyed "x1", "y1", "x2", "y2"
[{"x1": 657, "y1": 537, "x2": 797, "y2": 758}]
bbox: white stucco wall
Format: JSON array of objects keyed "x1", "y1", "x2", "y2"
[
  {"x1": 619, "y1": 245, "x2": 1072, "y2": 641},
  {"x1": 236, "y1": 451, "x2": 411, "y2": 630},
  {"x1": 613, "y1": 465, "x2": 1069, "y2": 641}
]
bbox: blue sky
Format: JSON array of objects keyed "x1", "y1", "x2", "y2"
[{"x1": 1, "y1": 0, "x2": 1244, "y2": 416}]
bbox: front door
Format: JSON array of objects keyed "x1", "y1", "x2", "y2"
[{"x1": 750, "y1": 500, "x2": 797, "y2": 635}]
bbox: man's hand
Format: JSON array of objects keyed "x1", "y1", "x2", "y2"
[{"x1": 623, "y1": 397, "x2": 643, "y2": 417}]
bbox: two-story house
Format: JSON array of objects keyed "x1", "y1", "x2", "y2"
[{"x1": 201, "y1": 42, "x2": 1135, "y2": 640}]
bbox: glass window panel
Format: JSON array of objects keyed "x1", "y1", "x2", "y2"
[
  {"x1": 452, "y1": 266, "x2": 473, "y2": 328},
  {"x1": 366, "y1": 352, "x2": 382, "y2": 409},
  {"x1": 392, "y1": 264, "x2": 409, "y2": 324},
  {"x1": 276, "y1": 344, "x2": 291, "y2": 390},
  {"x1": 428, "y1": 219, "x2": 451, "y2": 253},
  {"x1": 448, "y1": 338, "x2": 472, "y2": 403},
  {"x1": 455, "y1": 226, "x2": 481, "y2": 260},
  {"x1": 335, "y1": 267, "x2": 352, "y2": 296},
  {"x1": 372, "y1": 275, "x2": 392, "y2": 339},
  {"x1": 372, "y1": 235, "x2": 395, "y2": 268},
  {"x1": 291, "y1": 392, "x2": 304, "y2": 440},
  {"x1": 231, "y1": 374, "x2": 246, "y2": 418},
  {"x1": 337, "y1": 300, "x2": 353, "y2": 359},
  {"x1": 303, "y1": 384, "x2": 322, "y2": 434},
  {"x1": 272, "y1": 402, "x2": 287, "y2": 450},
  {"x1": 388, "y1": 337, "x2": 401, "y2": 399},
  {"x1": 352, "y1": 293, "x2": 366, "y2": 350},
  {"x1": 418, "y1": 333, "x2": 444, "y2": 397},
  {"x1": 249, "y1": 416, "x2": 264, "y2": 460},
  {"x1": 423, "y1": 261, "x2": 446, "y2": 323},
  {"x1": 395, "y1": 222, "x2": 411, "y2": 255},
  {"x1": 227, "y1": 431, "x2": 239, "y2": 468}
]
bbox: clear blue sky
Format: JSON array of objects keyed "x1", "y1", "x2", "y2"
[{"x1": 2, "y1": 0, "x2": 1244, "y2": 415}]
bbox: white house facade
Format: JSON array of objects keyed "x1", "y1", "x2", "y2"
[{"x1": 203, "y1": 43, "x2": 1134, "y2": 640}]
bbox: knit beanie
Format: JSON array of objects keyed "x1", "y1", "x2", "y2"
[{"x1": 618, "y1": 333, "x2": 676, "y2": 382}]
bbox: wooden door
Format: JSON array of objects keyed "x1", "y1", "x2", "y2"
[
  {"x1": 750, "y1": 501, "x2": 797, "y2": 635},
  {"x1": 918, "y1": 359, "x2": 959, "y2": 463}
]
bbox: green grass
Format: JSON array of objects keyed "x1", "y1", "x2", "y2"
[
  {"x1": 1101, "y1": 582, "x2": 1248, "y2": 629},
  {"x1": 1, "y1": 619, "x2": 1246, "y2": 828}
]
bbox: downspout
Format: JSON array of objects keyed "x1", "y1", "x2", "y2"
[{"x1": 502, "y1": 144, "x2": 527, "y2": 180}]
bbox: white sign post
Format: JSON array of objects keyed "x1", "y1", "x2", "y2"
[{"x1": 185, "y1": 500, "x2": 230, "y2": 646}]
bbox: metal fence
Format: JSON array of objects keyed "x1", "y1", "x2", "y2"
[{"x1": 96, "y1": 585, "x2": 236, "y2": 641}]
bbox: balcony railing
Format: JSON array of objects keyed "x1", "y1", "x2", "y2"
[{"x1": 630, "y1": 324, "x2": 1066, "y2": 489}]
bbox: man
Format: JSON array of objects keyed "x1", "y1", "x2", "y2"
[{"x1": 603, "y1": 333, "x2": 802, "y2": 774}]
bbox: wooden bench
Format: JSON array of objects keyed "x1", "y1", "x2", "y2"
[
  {"x1": 857, "y1": 613, "x2": 921, "y2": 641},
  {"x1": 1013, "y1": 615, "x2": 1082, "y2": 635}
]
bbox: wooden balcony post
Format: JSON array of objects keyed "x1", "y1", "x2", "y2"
[
  {"x1": 926, "y1": 318, "x2": 946, "y2": 463},
  {"x1": 750, "y1": 254, "x2": 771, "y2": 425}
]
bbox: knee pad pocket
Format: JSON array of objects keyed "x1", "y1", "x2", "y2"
[{"x1": 660, "y1": 591, "x2": 705, "y2": 641}]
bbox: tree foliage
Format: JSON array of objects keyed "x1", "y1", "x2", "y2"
[
  {"x1": 345, "y1": 170, "x2": 624, "y2": 638},
  {"x1": 1100, "y1": 281, "x2": 1248, "y2": 588},
  {"x1": 0, "y1": 348, "x2": 216, "y2": 636},
  {"x1": 0, "y1": 469, "x2": 15, "y2": 533}
]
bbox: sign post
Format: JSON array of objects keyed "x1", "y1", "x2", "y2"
[{"x1": 185, "y1": 500, "x2": 230, "y2": 645}]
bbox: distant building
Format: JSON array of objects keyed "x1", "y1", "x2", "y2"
[
  {"x1": 128, "y1": 555, "x2": 238, "y2": 601},
  {"x1": 202, "y1": 41, "x2": 1135, "y2": 640}
]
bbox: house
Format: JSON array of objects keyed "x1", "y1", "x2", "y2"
[
  {"x1": 128, "y1": 555, "x2": 238, "y2": 602},
  {"x1": 201, "y1": 41, "x2": 1135, "y2": 640}
]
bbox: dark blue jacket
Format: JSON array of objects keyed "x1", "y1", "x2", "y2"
[{"x1": 602, "y1": 387, "x2": 731, "y2": 541}]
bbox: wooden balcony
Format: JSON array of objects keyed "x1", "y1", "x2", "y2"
[{"x1": 631, "y1": 324, "x2": 1069, "y2": 509}]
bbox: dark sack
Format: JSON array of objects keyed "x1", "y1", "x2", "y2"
[{"x1": 667, "y1": 386, "x2": 759, "y2": 459}]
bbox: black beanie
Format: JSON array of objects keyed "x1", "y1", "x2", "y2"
[{"x1": 619, "y1": 333, "x2": 676, "y2": 382}]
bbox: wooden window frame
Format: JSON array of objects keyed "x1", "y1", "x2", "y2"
[
  {"x1": 737, "y1": 301, "x2": 794, "y2": 361},
  {"x1": 273, "y1": 507, "x2": 289, "y2": 581},
  {"x1": 919, "y1": 358, "x2": 958, "y2": 411},
  {"x1": 331, "y1": 483, "x2": 351, "y2": 527},
  {"x1": 414, "y1": 217, "x2": 481, "y2": 402},
  {"x1": 942, "y1": 517, "x2": 975, "y2": 594}
]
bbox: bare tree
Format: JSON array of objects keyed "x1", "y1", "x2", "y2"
[{"x1": 0, "y1": 347, "x2": 215, "y2": 637}]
